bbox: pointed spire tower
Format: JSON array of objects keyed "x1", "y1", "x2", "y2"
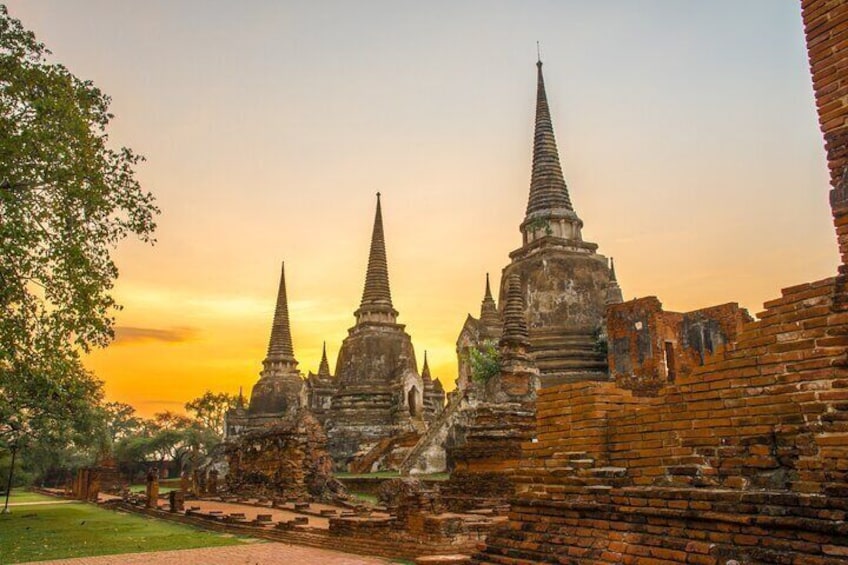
[
  {"x1": 421, "y1": 350, "x2": 432, "y2": 382},
  {"x1": 605, "y1": 257, "x2": 624, "y2": 305},
  {"x1": 317, "y1": 341, "x2": 331, "y2": 377},
  {"x1": 500, "y1": 274, "x2": 530, "y2": 351},
  {"x1": 355, "y1": 193, "x2": 399, "y2": 325},
  {"x1": 248, "y1": 261, "x2": 304, "y2": 416},
  {"x1": 479, "y1": 273, "x2": 503, "y2": 340},
  {"x1": 519, "y1": 57, "x2": 584, "y2": 247},
  {"x1": 264, "y1": 262, "x2": 298, "y2": 372}
]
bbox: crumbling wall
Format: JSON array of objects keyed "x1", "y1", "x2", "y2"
[
  {"x1": 608, "y1": 298, "x2": 751, "y2": 395},
  {"x1": 225, "y1": 410, "x2": 344, "y2": 501},
  {"x1": 475, "y1": 274, "x2": 848, "y2": 564}
]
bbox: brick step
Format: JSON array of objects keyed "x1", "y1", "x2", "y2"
[
  {"x1": 535, "y1": 358, "x2": 608, "y2": 370},
  {"x1": 530, "y1": 336, "x2": 598, "y2": 347},
  {"x1": 531, "y1": 346, "x2": 602, "y2": 358}
]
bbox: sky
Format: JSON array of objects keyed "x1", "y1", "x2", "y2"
[{"x1": 5, "y1": 1, "x2": 837, "y2": 417}]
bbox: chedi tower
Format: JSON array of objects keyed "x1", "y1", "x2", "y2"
[
  {"x1": 500, "y1": 58, "x2": 616, "y2": 384},
  {"x1": 325, "y1": 194, "x2": 443, "y2": 470},
  {"x1": 225, "y1": 262, "x2": 305, "y2": 437},
  {"x1": 460, "y1": 58, "x2": 621, "y2": 387}
]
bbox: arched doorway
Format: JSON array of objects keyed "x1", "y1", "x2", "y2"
[{"x1": 408, "y1": 385, "x2": 421, "y2": 417}]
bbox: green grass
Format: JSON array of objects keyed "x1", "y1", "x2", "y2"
[
  {"x1": 0, "y1": 501, "x2": 248, "y2": 563},
  {"x1": 5, "y1": 489, "x2": 57, "y2": 504},
  {"x1": 349, "y1": 492, "x2": 379, "y2": 505},
  {"x1": 129, "y1": 484, "x2": 176, "y2": 494}
]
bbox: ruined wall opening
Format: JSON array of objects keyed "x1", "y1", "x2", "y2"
[
  {"x1": 408, "y1": 386, "x2": 421, "y2": 417},
  {"x1": 664, "y1": 341, "x2": 676, "y2": 382}
]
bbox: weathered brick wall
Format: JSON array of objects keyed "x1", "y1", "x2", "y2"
[
  {"x1": 225, "y1": 411, "x2": 340, "y2": 501},
  {"x1": 472, "y1": 3, "x2": 848, "y2": 562},
  {"x1": 608, "y1": 298, "x2": 751, "y2": 395},
  {"x1": 477, "y1": 276, "x2": 848, "y2": 564},
  {"x1": 803, "y1": 0, "x2": 848, "y2": 190},
  {"x1": 441, "y1": 402, "x2": 536, "y2": 511}
]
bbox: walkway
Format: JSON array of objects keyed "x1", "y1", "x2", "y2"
[{"x1": 20, "y1": 543, "x2": 391, "y2": 564}]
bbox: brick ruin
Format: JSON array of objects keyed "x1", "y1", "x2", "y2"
[
  {"x1": 468, "y1": 3, "x2": 848, "y2": 562},
  {"x1": 225, "y1": 410, "x2": 344, "y2": 501}
]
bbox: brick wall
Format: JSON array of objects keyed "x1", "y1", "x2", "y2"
[
  {"x1": 803, "y1": 0, "x2": 848, "y2": 191},
  {"x1": 476, "y1": 273, "x2": 848, "y2": 564},
  {"x1": 607, "y1": 299, "x2": 750, "y2": 395},
  {"x1": 472, "y1": 3, "x2": 848, "y2": 563}
]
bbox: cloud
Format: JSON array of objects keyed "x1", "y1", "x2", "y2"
[{"x1": 113, "y1": 326, "x2": 198, "y2": 345}]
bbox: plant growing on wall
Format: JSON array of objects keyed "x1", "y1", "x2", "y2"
[
  {"x1": 470, "y1": 340, "x2": 501, "y2": 383},
  {"x1": 593, "y1": 327, "x2": 608, "y2": 356},
  {"x1": 526, "y1": 216, "x2": 553, "y2": 236}
]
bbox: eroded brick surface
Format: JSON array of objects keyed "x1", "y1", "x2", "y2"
[{"x1": 470, "y1": 3, "x2": 848, "y2": 562}]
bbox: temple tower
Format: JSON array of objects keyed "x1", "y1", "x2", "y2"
[
  {"x1": 226, "y1": 262, "x2": 305, "y2": 435},
  {"x1": 305, "y1": 341, "x2": 336, "y2": 424},
  {"x1": 499, "y1": 59, "x2": 614, "y2": 385},
  {"x1": 326, "y1": 194, "x2": 436, "y2": 470},
  {"x1": 456, "y1": 273, "x2": 504, "y2": 391}
]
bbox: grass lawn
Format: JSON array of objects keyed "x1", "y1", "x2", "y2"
[
  {"x1": 0, "y1": 500, "x2": 249, "y2": 563},
  {"x1": 350, "y1": 492, "x2": 379, "y2": 505},
  {"x1": 5, "y1": 489, "x2": 57, "y2": 504},
  {"x1": 129, "y1": 484, "x2": 176, "y2": 494}
]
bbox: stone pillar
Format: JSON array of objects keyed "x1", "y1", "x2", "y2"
[
  {"x1": 179, "y1": 469, "x2": 191, "y2": 494},
  {"x1": 87, "y1": 468, "x2": 101, "y2": 502},
  {"x1": 801, "y1": 0, "x2": 848, "y2": 274},
  {"x1": 207, "y1": 469, "x2": 219, "y2": 495},
  {"x1": 168, "y1": 490, "x2": 185, "y2": 513},
  {"x1": 193, "y1": 469, "x2": 203, "y2": 496},
  {"x1": 145, "y1": 468, "x2": 159, "y2": 509}
]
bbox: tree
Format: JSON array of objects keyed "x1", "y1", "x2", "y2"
[
  {"x1": 101, "y1": 402, "x2": 143, "y2": 443},
  {"x1": 113, "y1": 411, "x2": 218, "y2": 479},
  {"x1": 148, "y1": 411, "x2": 194, "y2": 432},
  {"x1": 0, "y1": 6, "x2": 158, "y2": 449},
  {"x1": 185, "y1": 390, "x2": 239, "y2": 438}
]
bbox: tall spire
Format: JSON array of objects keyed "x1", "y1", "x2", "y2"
[
  {"x1": 266, "y1": 262, "x2": 296, "y2": 364},
  {"x1": 520, "y1": 58, "x2": 584, "y2": 247},
  {"x1": 484, "y1": 272, "x2": 494, "y2": 302},
  {"x1": 356, "y1": 193, "x2": 398, "y2": 324},
  {"x1": 526, "y1": 59, "x2": 573, "y2": 216},
  {"x1": 318, "y1": 341, "x2": 331, "y2": 376},
  {"x1": 480, "y1": 273, "x2": 501, "y2": 329},
  {"x1": 422, "y1": 350, "x2": 431, "y2": 381},
  {"x1": 606, "y1": 257, "x2": 624, "y2": 305}
]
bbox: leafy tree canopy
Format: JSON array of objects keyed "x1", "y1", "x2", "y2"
[
  {"x1": 0, "y1": 5, "x2": 158, "y2": 448},
  {"x1": 185, "y1": 390, "x2": 239, "y2": 439}
]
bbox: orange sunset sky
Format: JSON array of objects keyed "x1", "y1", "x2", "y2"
[{"x1": 6, "y1": 1, "x2": 839, "y2": 417}]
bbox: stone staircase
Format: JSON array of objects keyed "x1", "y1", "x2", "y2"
[
  {"x1": 399, "y1": 392, "x2": 469, "y2": 475},
  {"x1": 348, "y1": 432, "x2": 421, "y2": 474},
  {"x1": 529, "y1": 329, "x2": 609, "y2": 385}
]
